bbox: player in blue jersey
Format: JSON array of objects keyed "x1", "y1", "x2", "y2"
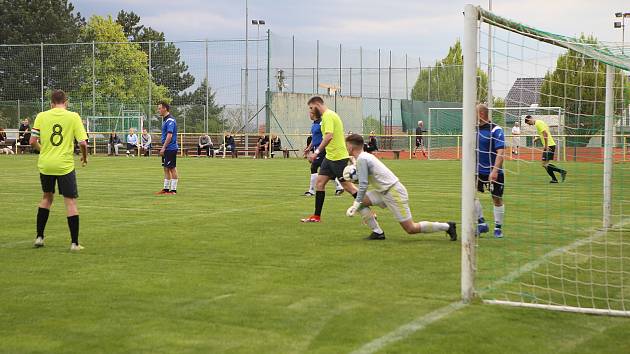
[
  {"x1": 156, "y1": 101, "x2": 179, "y2": 195},
  {"x1": 302, "y1": 111, "x2": 344, "y2": 196},
  {"x1": 476, "y1": 103, "x2": 505, "y2": 238}
]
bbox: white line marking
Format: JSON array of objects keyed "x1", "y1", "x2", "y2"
[{"x1": 351, "y1": 219, "x2": 630, "y2": 354}]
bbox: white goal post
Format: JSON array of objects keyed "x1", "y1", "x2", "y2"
[{"x1": 461, "y1": 4, "x2": 628, "y2": 315}]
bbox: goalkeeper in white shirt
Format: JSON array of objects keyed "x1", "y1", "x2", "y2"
[{"x1": 344, "y1": 134, "x2": 457, "y2": 241}]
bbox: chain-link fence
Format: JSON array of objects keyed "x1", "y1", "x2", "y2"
[{"x1": 0, "y1": 32, "x2": 470, "y2": 139}]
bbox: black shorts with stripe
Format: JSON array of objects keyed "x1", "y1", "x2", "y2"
[
  {"x1": 477, "y1": 173, "x2": 504, "y2": 198},
  {"x1": 542, "y1": 145, "x2": 556, "y2": 162},
  {"x1": 162, "y1": 150, "x2": 177, "y2": 168}
]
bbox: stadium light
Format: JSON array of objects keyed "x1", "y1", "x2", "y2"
[{"x1": 251, "y1": 19, "x2": 267, "y2": 130}]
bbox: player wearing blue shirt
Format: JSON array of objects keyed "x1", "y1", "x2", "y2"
[
  {"x1": 475, "y1": 104, "x2": 505, "y2": 238},
  {"x1": 156, "y1": 101, "x2": 179, "y2": 195},
  {"x1": 302, "y1": 111, "x2": 343, "y2": 196}
]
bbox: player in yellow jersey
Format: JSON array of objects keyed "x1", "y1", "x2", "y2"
[
  {"x1": 300, "y1": 96, "x2": 372, "y2": 223},
  {"x1": 29, "y1": 90, "x2": 88, "y2": 251},
  {"x1": 524, "y1": 115, "x2": 567, "y2": 183}
]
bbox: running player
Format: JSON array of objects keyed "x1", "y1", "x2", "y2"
[
  {"x1": 413, "y1": 120, "x2": 427, "y2": 157},
  {"x1": 156, "y1": 101, "x2": 179, "y2": 195},
  {"x1": 303, "y1": 110, "x2": 343, "y2": 196},
  {"x1": 475, "y1": 104, "x2": 506, "y2": 238},
  {"x1": 30, "y1": 90, "x2": 88, "y2": 251},
  {"x1": 524, "y1": 115, "x2": 567, "y2": 183},
  {"x1": 300, "y1": 96, "x2": 363, "y2": 222},
  {"x1": 345, "y1": 134, "x2": 456, "y2": 240}
]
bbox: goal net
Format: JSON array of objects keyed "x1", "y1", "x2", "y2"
[{"x1": 462, "y1": 5, "x2": 630, "y2": 316}]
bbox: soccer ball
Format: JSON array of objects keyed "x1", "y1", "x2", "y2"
[{"x1": 343, "y1": 164, "x2": 358, "y2": 183}]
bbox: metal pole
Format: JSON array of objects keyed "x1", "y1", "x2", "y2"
[
  {"x1": 389, "y1": 50, "x2": 392, "y2": 136},
  {"x1": 40, "y1": 43, "x2": 44, "y2": 111},
  {"x1": 244, "y1": 0, "x2": 249, "y2": 132},
  {"x1": 92, "y1": 41, "x2": 96, "y2": 119},
  {"x1": 487, "y1": 0, "x2": 493, "y2": 108},
  {"x1": 266, "y1": 29, "x2": 271, "y2": 135},
  {"x1": 360, "y1": 47, "x2": 363, "y2": 98},
  {"x1": 256, "y1": 23, "x2": 260, "y2": 131},
  {"x1": 316, "y1": 40, "x2": 320, "y2": 95},
  {"x1": 603, "y1": 65, "x2": 614, "y2": 229},
  {"x1": 462, "y1": 4, "x2": 479, "y2": 304},
  {"x1": 148, "y1": 40, "x2": 152, "y2": 130},
  {"x1": 205, "y1": 39, "x2": 209, "y2": 133},
  {"x1": 378, "y1": 48, "x2": 382, "y2": 134},
  {"x1": 339, "y1": 43, "x2": 342, "y2": 94},
  {"x1": 405, "y1": 53, "x2": 409, "y2": 100},
  {"x1": 292, "y1": 35, "x2": 295, "y2": 93}
]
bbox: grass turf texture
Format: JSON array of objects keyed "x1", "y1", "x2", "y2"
[{"x1": 1, "y1": 155, "x2": 629, "y2": 353}]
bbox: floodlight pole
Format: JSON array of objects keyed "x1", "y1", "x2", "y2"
[
  {"x1": 487, "y1": 0, "x2": 493, "y2": 108},
  {"x1": 244, "y1": 0, "x2": 249, "y2": 133},
  {"x1": 462, "y1": 4, "x2": 479, "y2": 304},
  {"x1": 603, "y1": 65, "x2": 614, "y2": 229}
]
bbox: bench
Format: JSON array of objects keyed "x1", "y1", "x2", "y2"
[
  {"x1": 380, "y1": 149, "x2": 402, "y2": 159},
  {"x1": 271, "y1": 148, "x2": 299, "y2": 158}
]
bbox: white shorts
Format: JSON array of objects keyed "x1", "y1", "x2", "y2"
[{"x1": 366, "y1": 182, "x2": 412, "y2": 222}]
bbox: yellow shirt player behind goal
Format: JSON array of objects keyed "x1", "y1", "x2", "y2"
[
  {"x1": 524, "y1": 115, "x2": 567, "y2": 183},
  {"x1": 30, "y1": 90, "x2": 89, "y2": 251}
]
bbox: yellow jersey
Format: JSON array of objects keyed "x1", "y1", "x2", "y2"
[
  {"x1": 32, "y1": 108, "x2": 88, "y2": 175},
  {"x1": 534, "y1": 119, "x2": 555, "y2": 147},
  {"x1": 320, "y1": 109, "x2": 349, "y2": 161}
]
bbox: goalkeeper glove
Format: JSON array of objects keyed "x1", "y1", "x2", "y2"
[{"x1": 346, "y1": 201, "x2": 361, "y2": 217}]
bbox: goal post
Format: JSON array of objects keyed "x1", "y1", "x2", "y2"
[{"x1": 462, "y1": 4, "x2": 630, "y2": 315}]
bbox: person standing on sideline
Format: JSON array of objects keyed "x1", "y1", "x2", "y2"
[
  {"x1": 156, "y1": 101, "x2": 179, "y2": 195},
  {"x1": 475, "y1": 103, "x2": 506, "y2": 238},
  {"x1": 524, "y1": 115, "x2": 567, "y2": 183},
  {"x1": 413, "y1": 120, "x2": 427, "y2": 157},
  {"x1": 511, "y1": 121, "x2": 521, "y2": 156},
  {"x1": 30, "y1": 90, "x2": 88, "y2": 251}
]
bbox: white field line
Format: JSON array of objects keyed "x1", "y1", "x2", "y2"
[{"x1": 351, "y1": 218, "x2": 630, "y2": 354}]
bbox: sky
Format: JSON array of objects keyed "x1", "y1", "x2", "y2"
[{"x1": 73, "y1": 0, "x2": 629, "y2": 63}]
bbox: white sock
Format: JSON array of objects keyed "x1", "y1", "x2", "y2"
[
  {"x1": 334, "y1": 178, "x2": 342, "y2": 190},
  {"x1": 170, "y1": 179, "x2": 178, "y2": 191},
  {"x1": 475, "y1": 198, "x2": 484, "y2": 223},
  {"x1": 494, "y1": 205, "x2": 505, "y2": 228},
  {"x1": 309, "y1": 173, "x2": 317, "y2": 193},
  {"x1": 164, "y1": 179, "x2": 170, "y2": 190},
  {"x1": 359, "y1": 207, "x2": 383, "y2": 234},
  {"x1": 418, "y1": 221, "x2": 450, "y2": 233}
]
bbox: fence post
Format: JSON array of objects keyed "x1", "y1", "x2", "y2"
[
  {"x1": 148, "y1": 40, "x2": 152, "y2": 131},
  {"x1": 378, "y1": 48, "x2": 382, "y2": 134},
  {"x1": 92, "y1": 41, "x2": 96, "y2": 119},
  {"x1": 205, "y1": 39, "x2": 209, "y2": 133},
  {"x1": 339, "y1": 43, "x2": 342, "y2": 94},
  {"x1": 405, "y1": 53, "x2": 409, "y2": 100},
  {"x1": 291, "y1": 35, "x2": 295, "y2": 93},
  {"x1": 266, "y1": 29, "x2": 271, "y2": 137},
  {"x1": 360, "y1": 46, "x2": 363, "y2": 98}
]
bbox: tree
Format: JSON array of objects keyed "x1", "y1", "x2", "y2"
[
  {"x1": 74, "y1": 15, "x2": 168, "y2": 112},
  {"x1": 540, "y1": 35, "x2": 628, "y2": 136},
  {"x1": 0, "y1": 0, "x2": 85, "y2": 103},
  {"x1": 175, "y1": 79, "x2": 225, "y2": 133},
  {"x1": 116, "y1": 10, "x2": 195, "y2": 100},
  {"x1": 411, "y1": 40, "x2": 488, "y2": 103}
]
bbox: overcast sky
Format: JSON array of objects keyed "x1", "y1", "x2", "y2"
[{"x1": 73, "y1": 0, "x2": 629, "y2": 62}]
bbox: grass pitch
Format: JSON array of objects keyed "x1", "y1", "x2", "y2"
[{"x1": 1, "y1": 155, "x2": 629, "y2": 353}]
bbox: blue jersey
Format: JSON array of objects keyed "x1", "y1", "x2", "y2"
[
  {"x1": 477, "y1": 123, "x2": 505, "y2": 175},
  {"x1": 161, "y1": 114, "x2": 179, "y2": 151},
  {"x1": 310, "y1": 119, "x2": 323, "y2": 150}
]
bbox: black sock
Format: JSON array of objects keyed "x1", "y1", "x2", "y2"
[
  {"x1": 314, "y1": 191, "x2": 325, "y2": 216},
  {"x1": 36, "y1": 207, "x2": 50, "y2": 238},
  {"x1": 548, "y1": 164, "x2": 565, "y2": 174},
  {"x1": 545, "y1": 166, "x2": 557, "y2": 181},
  {"x1": 67, "y1": 215, "x2": 79, "y2": 245},
  {"x1": 352, "y1": 192, "x2": 357, "y2": 199}
]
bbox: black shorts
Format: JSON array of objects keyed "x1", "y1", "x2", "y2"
[
  {"x1": 310, "y1": 151, "x2": 326, "y2": 173},
  {"x1": 477, "y1": 173, "x2": 504, "y2": 198},
  {"x1": 162, "y1": 150, "x2": 178, "y2": 168},
  {"x1": 416, "y1": 137, "x2": 424, "y2": 147},
  {"x1": 542, "y1": 145, "x2": 556, "y2": 162},
  {"x1": 319, "y1": 157, "x2": 349, "y2": 180},
  {"x1": 40, "y1": 170, "x2": 78, "y2": 198}
]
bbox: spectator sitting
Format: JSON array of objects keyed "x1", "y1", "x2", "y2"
[
  {"x1": 0, "y1": 128, "x2": 14, "y2": 154},
  {"x1": 108, "y1": 133, "x2": 123, "y2": 156},
  {"x1": 365, "y1": 131, "x2": 379, "y2": 153},
  {"x1": 18, "y1": 118, "x2": 31, "y2": 154},
  {"x1": 140, "y1": 128, "x2": 152, "y2": 156},
  {"x1": 219, "y1": 133, "x2": 236, "y2": 158},
  {"x1": 197, "y1": 133, "x2": 214, "y2": 157},
  {"x1": 126, "y1": 128, "x2": 138, "y2": 157},
  {"x1": 270, "y1": 134, "x2": 282, "y2": 158},
  {"x1": 256, "y1": 134, "x2": 269, "y2": 159}
]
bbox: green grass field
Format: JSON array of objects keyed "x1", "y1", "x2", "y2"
[{"x1": 1, "y1": 155, "x2": 630, "y2": 353}]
